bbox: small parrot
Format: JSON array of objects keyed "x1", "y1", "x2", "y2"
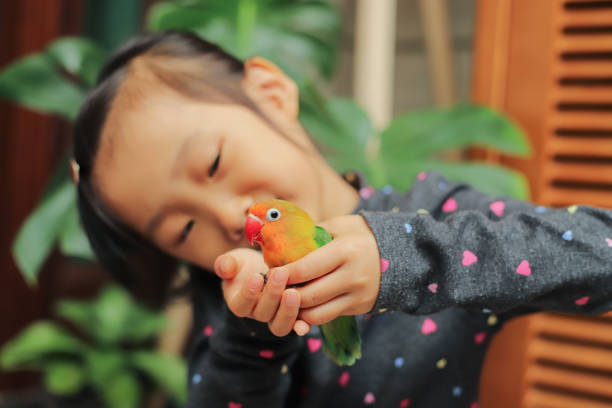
[{"x1": 244, "y1": 199, "x2": 362, "y2": 366}]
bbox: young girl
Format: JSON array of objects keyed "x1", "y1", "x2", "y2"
[{"x1": 72, "y1": 31, "x2": 612, "y2": 407}]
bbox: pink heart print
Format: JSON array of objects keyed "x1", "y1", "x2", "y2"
[
  {"x1": 575, "y1": 296, "x2": 589, "y2": 306},
  {"x1": 442, "y1": 198, "x2": 458, "y2": 212},
  {"x1": 606, "y1": 237, "x2": 612, "y2": 247},
  {"x1": 338, "y1": 372, "x2": 350, "y2": 387},
  {"x1": 228, "y1": 402, "x2": 242, "y2": 408},
  {"x1": 417, "y1": 172, "x2": 427, "y2": 180},
  {"x1": 474, "y1": 331, "x2": 487, "y2": 345},
  {"x1": 427, "y1": 283, "x2": 438, "y2": 293},
  {"x1": 364, "y1": 392, "x2": 376, "y2": 404},
  {"x1": 380, "y1": 258, "x2": 389, "y2": 273},
  {"x1": 400, "y1": 399, "x2": 411, "y2": 408},
  {"x1": 259, "y1": 350, "x2": 274, "y2": 359},
  {"x1": 489, "y1": 201, "x2": 505, "y2": 217},
  {"x1": 516, "y1": 260, "x2": 531, "y2": 276},
  {"x1": 462, "y1": 250, "x2": 478, "y2": 266},
  {"x1": 308, "y1": 338, "x2": 322, "y2": 353},
  {"x1": 203, "y1": 325, "x2": 213, "y2": 336},
  {"x1": 421, "y1": 318, "x2": 438, "y2": 335}
]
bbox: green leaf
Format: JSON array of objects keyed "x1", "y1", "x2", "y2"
[
  {"x1": 300, "y1": 97, "x2": 372, "y2": 173},
  {"x1": 44, "y1": 360, "x2": 85, "y2": 396},
  {"x1": 12, "y1": 176, "x2": 76, "y2": 285},
  {"x1": 99, "y1": 370, "x2": 142, "y2": 408},
  {"x1": 130, "y1": 351, "x2": 187, "y2": 405},
  {"x1": 0, "y1": 322, "x2": 83, "y2": 369},
  {"x1": 92, "y1": 286, "x2": 133, "y2": 345},
  {"x1": 58, "y1": 202, "x2": 95, "y2": 261},
  {"x1": 121, "y1": 304, "x2": 167, "y2": 343},
  {"x1": 380, "y1": 105, "x2": 531, "y2": 163},
  {"x1": 84, "y1": 349, "x2": 126, "y2": 388},
  {"x1": 45, "y1": 37, "x2": 107, "y2": 88},
  {"x1": 425, "y1": 161, "x2": 530, "y2": 200},
  {"x1": 55, "y1": 299, "x2": 97, "y2": 338},
  {"x1": 382, "y1": 159, "x2": 529, "y2": 199},
  {"x1": 0, "y1": 53, "x2": 85, "y2": 120}
]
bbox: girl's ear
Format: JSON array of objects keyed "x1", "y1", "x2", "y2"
[{"x1": 242, "y1": 56, "x2": 299, "y2": 120}]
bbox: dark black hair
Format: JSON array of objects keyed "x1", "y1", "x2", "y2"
[{"x1": 73, "y1": 30, "x2": 293, "y2": 307}]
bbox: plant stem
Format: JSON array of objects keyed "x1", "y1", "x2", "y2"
[{"x1": 236, "y1": 0, "x2": 257, "y2": 58}]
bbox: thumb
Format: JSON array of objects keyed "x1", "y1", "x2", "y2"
[{"x1": 214, "y1": 255, "x2": 237, "y2": 279}]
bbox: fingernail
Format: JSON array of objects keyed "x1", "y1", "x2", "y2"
[
  {"x1": 285, "y1": 291, "x2": 299, "y2": 307},
  {"x1": 272, "y1": 268, "x2": 287, "y2": 285}
]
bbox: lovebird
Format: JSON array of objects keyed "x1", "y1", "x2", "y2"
[{"x1": 244, "y1": 199, "x2": 362, "y2": 366}]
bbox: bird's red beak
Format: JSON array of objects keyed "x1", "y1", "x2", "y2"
[{"x1": 245, "y1": 213, "x2": 264, "y2": 246}]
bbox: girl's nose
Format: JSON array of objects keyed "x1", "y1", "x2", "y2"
[{"x1": 215, "y1": 195, "x2": 254, "y2": 242}]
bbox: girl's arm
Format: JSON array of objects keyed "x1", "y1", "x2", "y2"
[
  {"x1": 360, "y1": 171, "x2": 612, "y2": 319},
  {"x1": 185, "y1": 250, "x2": 303, "y2": 408}
]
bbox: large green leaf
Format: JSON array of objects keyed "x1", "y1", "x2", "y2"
[
  {"x1": 146, "y1": 0, "x2": 340, "y2": 84},
  {"x1": 0, "y1": 322, "x2": 83, "y2": 369},
  {"x1": 43, "y1": 360, "x2": 85, "y2": 396},
  {"x1": 382, "y1": 159, "x2": 529, "y2": 199},
  {"x1": 45, "y1": 37, "x2": 108, "y2": 88},
  {"x1": 12, "y1": 176, "x2": 76, "y2": 285},
  {"x1": 380, "y1": 105, "x2": 531, "y2": 163},
  {"x1": 300, "y1": 96, "x2": 372, "y2": 173},
  {"x1": 0, "y1": 53, "x2": 84, "y2": 120},
  {"x1": 58, "y1": 202, "x2": 95, "y2": 261},
  {"x1": 130, "y1": 351, "x2": 187, "y2": 405}
]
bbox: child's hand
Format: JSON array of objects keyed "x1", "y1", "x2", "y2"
[
  {"x1": 213, "y1": 248, "x2": 302, "y2": 337},
  {"x1": 271, "y1": 214, "x2": 381, "y2": 328}
]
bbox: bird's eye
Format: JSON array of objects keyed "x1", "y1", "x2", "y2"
[{"x1": 266, "y1": 208, "x2": 281, "y2": 222}]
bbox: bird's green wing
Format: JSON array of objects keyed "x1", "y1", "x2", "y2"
[{"x1": 313, "y1": 225, "x2": 333, "y2": 248}]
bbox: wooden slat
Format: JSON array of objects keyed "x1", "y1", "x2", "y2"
[
  {"x1": 553, "y1": 61, "x2": 612, "y2": 78},
  {"x1": 524, "y1": 387, "x2": 612, "y2": 408},
  {"x1": 530, "y1": 314, "x2": 612, "y2": 345},
  {"x1": 551, "y1": 112, "x2": 612, "y2": 128},
  {"x1": 557, "y1": 36, "x2": 612, "y2": 53},
  {"x1": 543, "y1": 162, "x2": 612, "y2": 184},
  {"x1": 540, "y1": 188, "x2": 612, "y2": 208},
  {"x1": 528, "y1": 337, "x2": 612, "y2": 371},
  {"x1": 527, "y1": 364, "x2": 612, "y2": 399},
  {"x1": 553, "y1": 85, "x2": 612, "y2": 104},
  {"x1": 558, "y1": 9, "x2": 612, "y2": 27},
  {"x1": 547, "y1": 136, "x2": 612, "y2": 157}
]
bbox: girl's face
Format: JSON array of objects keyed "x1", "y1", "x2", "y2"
[{"x1": 92, "y1": 58, "x2": 359, "y2": 271}]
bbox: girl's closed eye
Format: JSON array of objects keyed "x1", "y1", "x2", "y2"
[
  {"x1": 178, "y1": 219, "x2": 195, "y2": 245},
  {"x1": 209, "y1": 151, "x2": 221, "y2": 177}
]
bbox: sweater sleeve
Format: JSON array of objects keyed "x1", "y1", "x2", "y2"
[
  {"x1": 359, "y1": 171, "x2": 612, "y2": 319},
  {"x1": 185, "y1": 276, "x2": 303, "y2": 408}
]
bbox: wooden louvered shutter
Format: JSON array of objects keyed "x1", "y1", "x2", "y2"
[{"x1": 470, "y1": 1, "x2": 612, "y2": 407}]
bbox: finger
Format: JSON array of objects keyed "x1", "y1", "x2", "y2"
[
  {"x1": 298, "y1": 295, "x2": 353, "y2": 326},
  {"x1": 294, "y1": 267, "x2": 349, "y2": 308},
  {"x1": 228, "y1": 272, "x2": 264, "y2": 317},
  {"x1": 293, "y1": 320, "x2": 310, "y2": 336},
  {"x1": 251, "y1": 267, "x2": 288, "y2": 322},
  {"x1": 277, "y1": 240, "x2": 343, "y2": 286},
  {"x1": 214, "y1": 255, "x2": 237, "y2": 279},
  {"x1": 268, "y1": 289, "x2": 300, "y2": 337}
]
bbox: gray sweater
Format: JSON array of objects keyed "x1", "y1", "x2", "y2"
[{"x1": 185, "y1": 170, "x2": 612, "y2": 407}]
